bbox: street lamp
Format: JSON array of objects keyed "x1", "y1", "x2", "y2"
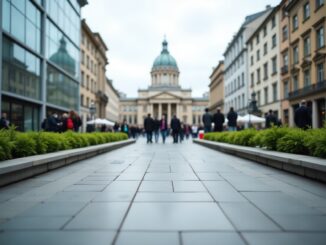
[
  {"x1": 248, "y1": 92, "x2": 259, "y2": 128},
  {"x1": 89, "y1": 102, "x2": 96, "y2": 132}
]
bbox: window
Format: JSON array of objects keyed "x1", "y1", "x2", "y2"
[
  {"x1": 250, "y1": 42, "x2": 253, "y2": 51},
  {"x1": 80, "y1": 95, "x2": 84, "y2": 106},
  {"x1": 86, "y1": 97, "x2": 89, "y2": 107},
  {"x1": 304, "y1": 69, "x2": 311, "y2": 87},
  {"x1": 250, "y1": 55, "x2": 254, "y2": 66},
  {"x1": 263, "y1": 43, "x2": 268, "y2": 55},
  {"x1": 264, "y1": 87, "x2": 268, "y2": 104},
  {"x1": 251, "y1": 73, "x2": 254, "y2": 87},
  {"x1": 316, "y1": 0, "x2": 324, "y2": 9},
  {"x1": 293, "y1": 75, "x2": 299, "y2": 91},
  {"x1": 272, "y1": 56, "x2": 277, "y2": 74},
  {"x1": 293, "y1": 46, "x2": 299, "y2": 64},
  {"x1": 256, "y1": 49, "x2": 260, "y2": 61},
  {"x1": 86, "y1": 75, "x2": 89, "y2": 90},
  {"x1": 272, "y1": 83, "x2": 277, "y2": 102},
  {"x1": 317, "y1": 27, "x2": 325, "y2": 49},
  {"x1": 293, "y1": 15, "x2": 298, "y2": 31},
  {"x1": 317, "y1": 63, "x2": 324, "y2": 82},
  {"x1": 81, "y1": 51, "x2": 85, "y2": 64},
  {"x1": 86, "y1": 55, "x2": 89, "y2": 69},
  {"x1": 81, "y1": 71, "x2": 84, "y2": 87},
  {"x1": 257, "y1": 68, "x2": 261, "y2": 84},
  {"x1": 303, "y1": 2, "x2": 310, "y2": 20},
  {"x1": 263, "y1": 62, "x2": 268, "y2": 80},
  {"x1": 257, "y1": 91, "x2": 261, "y2": 106},
  {"x1": 282, "y1": 26, "x2": 288, "y2": 41},
  {"x1": 303, "y1": 36, "x2": 311, "y2": 56},
  {"x1": 256, "y1": 34, "x2": 260, "y2": 44},
  {"x1": 263, "y1": 26, "x2": 267, "y2": 37},
  {"x1": 242, "y1": 73, "x2": 244, "y2": 86},
  {"x1": 271, "y1": 15, "x2": 276, "y2": 29},
  {"x1": 283, "y1": 52, "x2": 289, "y2": 66},
  {"x1": 284, "y1": 80, "x2": 289, "y2": 99},
  {"x1": 238, "y1": 76, "x2": 240, "y2": 89},
  {"x1": 272, "y1": 34, "x2": 277, "y2": 48}
]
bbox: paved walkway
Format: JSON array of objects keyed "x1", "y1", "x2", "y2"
[{"x1": 0, "y1": 138, "x2": 326, "y2": 245}]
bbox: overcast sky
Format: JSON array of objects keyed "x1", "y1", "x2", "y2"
[{"x1": 82, "y1": 0, "x2": 280, "y2": 98}]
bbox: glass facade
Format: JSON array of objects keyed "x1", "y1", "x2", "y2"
[
  {"x1": 47, "y1": 65, "x2": 78, "y2": 110},
  {"x1": 2, "y1": 37, "x2": 41, "y2": 100},
  {"x1": 2, "y1": 0, "x2": 41, "y2": 53},
  {"x1": 1, "y1": 0, "x2": 83, "y2": 131}
]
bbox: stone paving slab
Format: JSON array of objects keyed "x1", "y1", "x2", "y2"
[{"x1": 0, "y1": 138, "x2": 325, "y2": 244}]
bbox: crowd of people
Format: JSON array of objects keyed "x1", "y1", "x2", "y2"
[{"x1": 0, "y1": 100, "x2": 314, "y2": 137}]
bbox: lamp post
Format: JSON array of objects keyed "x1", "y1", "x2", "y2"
[
  {"x1": 248, "y1": 92, "x2": 259, "y2": 128},
  {"x1": 89, "y1": 102, "x2": 96, "y2": 132}
]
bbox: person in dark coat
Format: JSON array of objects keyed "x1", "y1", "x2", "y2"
[
  {"x1": 0, "y1": 113, "x2": 9, "y2": 130},
  {"x1": 121, "y1": 120, "x2": 129, "y2": 137},
  {"x1": 265, "y1": 110, "x2": 278, "y2": 128},
  {"x1": 144, "y1": 114, "x2": 155, "y2": 143},
  {"x1": 227, "y1": 107, "x2": 238, "y2": 131},
  {"x1": 212, "y1": 107, "x2": 225, "y2": 132},
  {"x1": 170, "y1": 114, "x2": 181, "y2": 143},
  {"x1": 202, "y1": 108, "x2": 212, "y2": 133},
  {"x1": 294, "y1": 100, "x2": 312, "y2": 130},
  {"x1": 47, "y1": 113, "x2": 61, "y2": 132},
  {"x1": 153, "y1": 117, "x2": 160, "y2": 143},
  {"x1": 160, "y1": 114, "x2": 168, "y2": 144}
]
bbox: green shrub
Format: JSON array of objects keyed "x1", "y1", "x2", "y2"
[
  {"x1": 277, "y1": 128, "x2": 309, "y2": 154},
  {"x1": 26, "y1": 132, "x2": 48, "y2": 154},
  {"x1": 0, "y1": 136, "x2": 14, "y2": 160},
  {"x1": 304, "y1": 128, "x2": 326, "y2": 158},
  {"x1": 233, "y1": 129, "x2": 257, "y2": 146},
  {"x1": 41, "y1": 133, "x2": 69, "y2": 152},
  {"x1": 260, "y1": 127, "x2": 288, "y2": 150},
  {"x1": 12, "y1": 133, "x2": 37, "y2": 158}
]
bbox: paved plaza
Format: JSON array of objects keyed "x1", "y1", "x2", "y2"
[{"x1": 0, "y1": 138, "x2": 326, "y2": 245}]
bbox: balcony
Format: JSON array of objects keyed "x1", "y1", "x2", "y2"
[
  {"x1": 288, "y1": 80, "x2": 326, "y2": 100},
  {"x1": 281, "y1": 65, "x2": 288, "y2": 75},
  {"x1": 96, "y1": 90, "x2": 109, "y2": 104}
]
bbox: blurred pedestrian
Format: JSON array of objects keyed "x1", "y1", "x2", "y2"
[
  {"x1": 202, "y1": 108, "x2": 212, "y2": 133},
  {"x1": 294, "y1": 100, "x2": 312, "y2": 130},
  {"x1": 0, "y1": 112, "x2": 9, "y2": 130},
  {"x1": 170, "y1": 114, "x2": 181, "y2": 143},
  {"x1": 227, "y1": 107, "x2": 238, "y2": 131},
  {"x1": 265, "y1": 110, "x2": 277, "y2": 128},
  {"x1": 154, "y1": 117, "x2": 160, "y2": 143},
  {"x1": 213, "y1": 107, "x2": 225, "y2": 132},
  {"x1": 121, "y1": 120, "x2": 129, "y2": 136},
  {"x1": 144, "y1": 113, "x2": 154, "y2": 143},
  {"x1": 160, "y1": 114, "x2": 168, "y2": 144}
]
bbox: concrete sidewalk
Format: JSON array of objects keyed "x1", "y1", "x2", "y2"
[{"x1": 0, "y1": 137, "x2": 326, "y2": 245}]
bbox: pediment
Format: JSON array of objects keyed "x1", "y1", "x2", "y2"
[{"x1": 149, "y1": 92, "x2": 182, "y2": 100}]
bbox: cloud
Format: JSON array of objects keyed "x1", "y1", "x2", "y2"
[{"x1": 82, "y1": 0, "x2": 281, "y2": 97}]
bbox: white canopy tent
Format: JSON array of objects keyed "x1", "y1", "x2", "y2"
[
  {"x1": 237, "y1": 114, "x2": 265, "y2": 124},
  {"x1": 86, "y1": 118, "x2": 115, "y2": 126}
]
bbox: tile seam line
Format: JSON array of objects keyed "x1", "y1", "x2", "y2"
[
  {"x1": 60, "y1": 152, "x2": 142, "y2": 230},
  {"x1": 111, "y1": 151, "x2": 154, "y2": 245},
  {"x1": 180, "y1": 147, "x2": 250, "y2": 245}
]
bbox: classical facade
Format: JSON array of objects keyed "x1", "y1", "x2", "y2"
[
  {"x1": 209, "y1": 61, "x2": 224, "y2": 112},
  {"x1": 284, "y1": 0, "x2": 326, "y2": 128},
  {"x1": 105, "y1": 78, "x2": 120, "y2": 122},
  {"x1": 119, "y1": 39, "x2": 208, "y2": 127},
  {"x1": 0, "y1": 0, "x2": 87, "y2": 131},
  {"x1": 80, "y1": 19, "x2": 108, "y2": 131},
  {"x1": 247, "y1": 6, "x2": 281, "y2": 118},
  {"x1": 224, "y1": 6, "x2": 273, "y2": 116}
]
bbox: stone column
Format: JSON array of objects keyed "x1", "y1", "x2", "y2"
[
  {"x1": 150, "y1": 103, "x2": 154, "y2": 117},
  {"x1": 312, "y1": 99, "x2": 318, "y2": 128},
  {"x1": 158, "y1": 103, "x2": 162, "y2": 118},
  {"x1": 168, "y1": 103, "x2": 171, "y2": 123},
  {"x1": 289, "y1": 105, "x2": 294, "y2": 127}
]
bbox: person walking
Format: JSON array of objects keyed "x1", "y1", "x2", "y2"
[
  {"x1": 144, "y1": 114, "x2": 154, "y2": 143},
  {"x1": 212, "y1": 107, "x2": 225, "y2": 132},
  {"x1": 202, "y1": 108, "x2": 212, "y2": 133},
  {"x1": 170, "y1": 114, "x2": 181, "y2": 143},
  {"x1": 47, "y1": 112, "x2": 61, "y2": 132},
  {"x1": 70, "y1": 111, "x2": 82, "y2": 132},
  {"x1": 153, "y1": 117, "x2": 160, "y2": 143},
  {"x1": 160, "y1": 114, "x2": 168, "y2": 144},
  {"x1": 265, "y1": 110, "x2": 277, "y2": 128},
  {"x1": 0, "y1": 113, "x2": 9, "y2": 130},
  {"x1": 227, "y1": 107, "x2": 238, "y2": 131},
  {"x1": 121, "y1": 120, "x2": 129, "y2": 137},
  {"x1": 294, "y1": 100, "x2": 312, "y2": 130}
]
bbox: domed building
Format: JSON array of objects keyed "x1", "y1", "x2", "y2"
[{"x1": 120, "y1": 39, "x2": 209, "y2": 127}]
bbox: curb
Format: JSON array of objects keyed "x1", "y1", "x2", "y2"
[
  {"x1": 193, "y1": 139, "x2": 326, "y2": 183},
  {"x1": 0, "y1": 139, "x2": 136, "y2": 187}
]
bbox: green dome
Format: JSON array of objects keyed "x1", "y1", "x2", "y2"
[
  {"x1": 50, "y1": 37, "x2": 76, "y2": 76},
  {"x1": 152, "y1": 39, "x2": 178, "y2": 70}
]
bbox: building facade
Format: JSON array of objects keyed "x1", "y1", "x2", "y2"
[
  {"x1": 224, "y1": 7, "x2": 273, "y2": 116},
  {"x1": 80, "y1": 19, "x2": 108, "y2": 131},
  {"x1": 119, "y1": 39, "x2": 209, "y2": 127},
  {"x1": 105, "y1": 78, "x2": 120, "y2": 122},
  {"x1": 209, "y1": 61, "x2": 224, "y2": 112},
  {"x1": 247, "y1": 6, "x2": 282, "y2": 119},
  {"x1": 0, "y1": 0, "x2": 87, "y2": 131},
  {"x1": 284, "y1": 0, "x2": 326, "y2": 128}
]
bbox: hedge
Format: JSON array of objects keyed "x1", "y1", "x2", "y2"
[
  {"x1": 0, "y1": 127, "x2": 128, "y2": 161},
  {"x1": 204, "y1": 126, "x2": 326, "y2": 159}
]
